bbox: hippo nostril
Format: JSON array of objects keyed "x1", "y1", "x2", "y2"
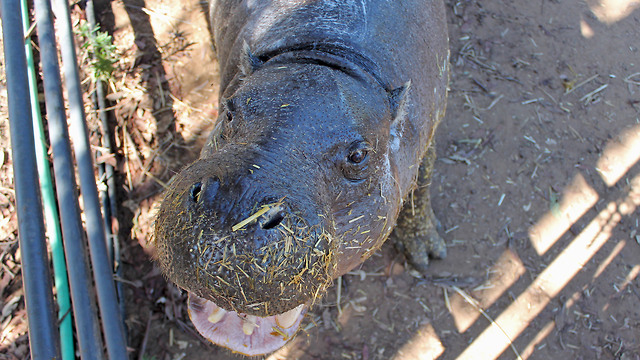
[
  {"x1": 201, "y1": 178, "x2": 220, "y2": 202},
  {"x1": 190, "y1": 182, "x2": 202, "y2": 202},
  {"x1": 259, "y1": 205, "x2": 286, "y2": 230},
  {"x1": 261, "y1": 212, "x2": 284, "y2": 229}
]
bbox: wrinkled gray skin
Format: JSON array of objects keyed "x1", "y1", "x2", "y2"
[{"x1": 155, "y1": 0, "x2": 448, "y2": 347}]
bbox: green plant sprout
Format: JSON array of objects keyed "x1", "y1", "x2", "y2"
[{"x1": 75, "y1": 21, "x2": 117, "y2": 83}]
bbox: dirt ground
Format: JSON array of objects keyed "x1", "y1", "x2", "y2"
[{"x1": 1, "y1": 0, "x2": 640, "y2": 359}]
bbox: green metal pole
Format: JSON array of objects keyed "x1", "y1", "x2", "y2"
[{"x1": 20, "y1": 0, "x2": 75, "y2": 358}]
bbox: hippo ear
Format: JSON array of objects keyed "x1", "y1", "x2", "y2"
[
  {"x1": 240, "y1": 41, "x2": 263, "y2": 76},
  {"x1": 388, "y1": 81, "x2": 411, "y2": 148},
  {"x1": 389, "y1": 80, "x2": 411, "y2": 122}
]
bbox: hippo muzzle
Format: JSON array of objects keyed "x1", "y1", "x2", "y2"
[
  {"x1": 155, "y1": 149, "x2": 338, "y2": 354},
  {"x1": 156, "y1": 156, "x2": 337, "y2": 316}
]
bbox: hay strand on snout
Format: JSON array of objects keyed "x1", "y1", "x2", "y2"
[{"x1": 231, "y1": 202, "x2": 279, "y2": 232}]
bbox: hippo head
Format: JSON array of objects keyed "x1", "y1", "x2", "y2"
[{"x1": 154, "y1": 50, "x2": 409, "y2": 355}]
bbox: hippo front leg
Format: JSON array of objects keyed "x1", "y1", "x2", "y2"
[{"x1": 393, "y1": 143, "x2": 447, "y2": 273}]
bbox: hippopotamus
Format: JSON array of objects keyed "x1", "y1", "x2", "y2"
[{"x1": 154, "y1": 0, "x2": 449, "y2": 355}]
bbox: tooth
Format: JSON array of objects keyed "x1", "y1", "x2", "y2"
[
  {"x1": 207, "y1": 305, "x2": 225, "y2": 323},
  {"x1": 275, "y1": 304, "x2": 303, "y2": 329},
  {"x1": 242, "y1": 315, "x2": 258, "y2": 336}
]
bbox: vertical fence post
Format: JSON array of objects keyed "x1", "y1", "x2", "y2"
[
  {"x1": 32, "y1": 0, "x2": 107, "y2": 357},
  {"x1": 51, "y1": 0, "x2": 129, "y2": 356},
  {"x1": 1, "y1": 1, "x2": 61, "y2": 358}
]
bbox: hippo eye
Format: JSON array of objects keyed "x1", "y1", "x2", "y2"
[
  {"x1": 224, "y1": 98, "x2": 236, "y2": 122},
  {"x1": 348, "y1": 148, "x2": 368, "y2": 164},
  {"x1": 220, "y1": 98, "x2": 237, "y2": 140},
  {"x1": 347, "y1": 142, "x2": 371, "y2": 165},
  {"x1": 342, "y1": 141, "x2": 373, "y2": 182}
]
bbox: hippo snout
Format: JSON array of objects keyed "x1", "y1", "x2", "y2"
[{"x1": 154, "y1": 158, "x2": 338, "y2": 317}]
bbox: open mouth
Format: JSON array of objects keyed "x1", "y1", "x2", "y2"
[{"x1": 187, "y1": 293, "x2": 307, "y2": 356}]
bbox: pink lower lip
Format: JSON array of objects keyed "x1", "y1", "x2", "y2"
[{"x1": 187, "y1": 293, "x2": 306, "y2": 356}]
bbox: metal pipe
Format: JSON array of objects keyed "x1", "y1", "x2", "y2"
[
  {"x1": 51, "y1": 0, "x2": 129, "y2": 357},
  {"x1": 0, "y1": 2, "x2": 61, "y2": 358},
  {"x1": 32, "y1": 0, "x2": 106, "y2": 357},
  {"x1": 20, "y1": 0, "x2": 75, "y2": 357},
  {"x1": 85, "y1": 0, "x2": 128, "y2": 337}
]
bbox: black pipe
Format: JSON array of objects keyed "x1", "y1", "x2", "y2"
[
  {"x1": 50, "y1": 0, "x2": 129, "y2": 357},
  {"x1": 32, "y1": 0, "x2": 106, "y2": 358},
  {"x1": 0, "y1": 3, "x2": 61, "y2": 359},
  {"x1": 85, "y1": 0, "x2": 128, "y2": 336}
]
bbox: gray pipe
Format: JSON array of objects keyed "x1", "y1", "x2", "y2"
[
  {"x1": 50, "y1": 0, "x2": 129, "y2": 356},
  {"x1": 32, "y1": 0, "x2": 106, "y2": 357},
  {"x1": 0, "y1": 2, "x2": 61, "y2": 358}
]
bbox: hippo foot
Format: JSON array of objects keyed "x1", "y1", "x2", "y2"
[{"x1": 393, "y1": 206, "x2": 447, "y2": 274}]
